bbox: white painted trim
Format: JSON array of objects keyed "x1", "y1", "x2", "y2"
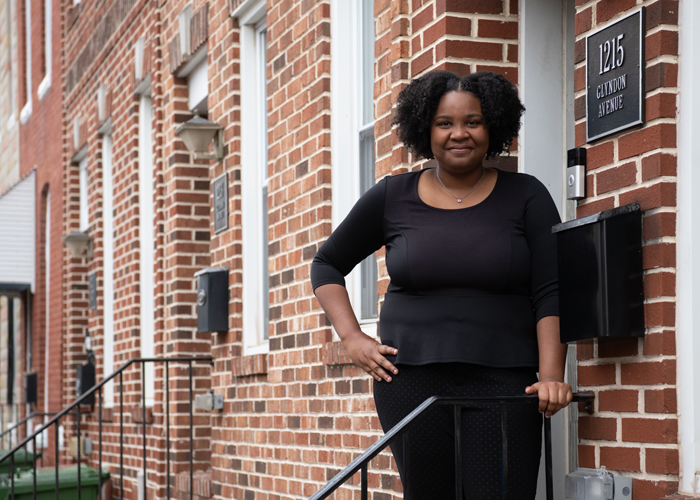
[
  {"x1": 187, "y1": 57, "x2": 208, "y2": 111},
  {"x1": 241, "y1": 4, "x2": 269, "y2": 355},
  {"x1": 19, "y1": 102, "x2": 31, "y2": 124},
  {"x1": 102, "y1": 135, "x2": 115, "y2": 406},
  {"x1": 37, "y1": 75, "x2": 50, "y2": 100},
  {"x1": 522, "y1": 2, "x2": 577, "y2": 498},
  {"x1": 230, "y1": 0, "x2": 265, "y2": 25},
  {"x1": 138, "y1": 95, "x2": 155, "y2": 405},
  {"x1": 134, "y1": 37, "x2": 145, "y2": 81},
  {"x1": 178, "y1": 5, "x2": 192, "y2": 56},
  {"x1": 97, "y1": 85, "x2": 107, "y2": 123},
  {"x1": 329, "y1": 0, "x2": 378, "y2": 334},
  {"x1": 23, "y1": 0, "x2": 31, "y2": 113},
  {"x1": 330, "y1": 0, "x2": 358, "y2": 230},
  {"x1": 175, "y1": 44, "x2": 206, "y2": 78},
  {"x1": 520, "y1": 0, "x2": 565, "y2": 215},
  {"x1": 677, "y1": 0, "x2": 700, "y2": 493},
  {"x1": 39, "y1": 0, "x2": 51, "y2": 99},
  {"x1": 79, "y1": 157, "x2": 88, "y2": 231}
]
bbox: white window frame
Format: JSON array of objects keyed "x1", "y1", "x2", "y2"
[
  {"x1": 79, "y1": 156, "x2": 89, "y2": 231},
  {"x1": 6, "y1": 0, "x2": 17, "y2": 129},
  {"x1": 138, "y1": 94, "x2": 155, "y2": 405},
  {"x1": 238, "y1": 0, "x2": 269, "y2": 355},
  {"x1": 37, "y1": 0, "x2": 50, "y2": 99},
  {"x1": 102, "y1": 134, "x2": 115, "y2": 406},
  {"x1": 19, "y1": 0, "x2": 31, "y2": 124},
  {"x1": 677, "y1": 0, "x2": 700, "y2": 493},
  {"x1": 330, "y1": 0, "x2": 378, "y2": 337}
]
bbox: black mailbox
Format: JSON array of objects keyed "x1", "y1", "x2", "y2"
[
  {"x1": 552, "y1": 203, "x2": 644, "y2": 343},
  {"x1": 76, "y1": 361, "x2": 95, "y2": 405},
  {"x1": 195, "y1": 266, "x2": 229, "y2": 333}
]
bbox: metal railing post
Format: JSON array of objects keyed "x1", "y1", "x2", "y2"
[
  {"x1": 189, "y1": 360, "x2": 194, "y2": 500},
  {"x1": 166, "y1": 360, "x2": 171, "y2": 500},
  {"x1": 142, "y1": 361, "x2": 147, "y2": 499},
  {"x1": 308, "y1": 392, "x2": 595, "y2": 500}
]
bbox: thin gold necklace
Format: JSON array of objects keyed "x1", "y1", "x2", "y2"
[{"x1": 435, "y1": 168, "x2": 485, "y2": 203}]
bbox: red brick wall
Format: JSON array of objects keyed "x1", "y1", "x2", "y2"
[
  {"x1": 14, "y1": 0, "x2": 64, "y2": 466},
  {"x1": 573, "y1": 1, "x2": 680, "y2": 498},
  {"x1": 44, "y1": 0, "x2": 688, "y2": 499}
]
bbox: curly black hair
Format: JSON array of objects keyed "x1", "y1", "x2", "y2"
[{"x1": 392, "y1": 70, "x2": 525, "y2": 160}]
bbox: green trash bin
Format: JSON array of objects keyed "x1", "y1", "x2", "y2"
[
  {"x1": 0, "y1": 465, "x2": 109, "y2": 500},
  {"x1": 0, "y1": 450, "x2": 42, "y2": 476}
]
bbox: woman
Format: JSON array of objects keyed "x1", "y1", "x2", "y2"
[{"x1": 310, "y1": 71, "x2": 572, "y2": 499}]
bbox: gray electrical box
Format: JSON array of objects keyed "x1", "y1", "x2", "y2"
[{"x1": 194, "y1": 267, "x2": 229, "y2": 333}]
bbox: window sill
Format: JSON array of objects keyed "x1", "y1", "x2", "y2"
[
  {"x1": 232, "y1": 352, "x2": 268, "y2": 377},
  {"x1": 38, "y1": 74, "x2": 51, "y2": 100},
  {"x1": 20, "y1": 102, "x2": 32, "y2": 124}
]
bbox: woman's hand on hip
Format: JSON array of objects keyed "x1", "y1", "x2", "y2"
[
  {"x1": 343, "y1": 331, "x2": 398, "y2": 382},
  {"x1": 524, "y1": 379, "x2": 573, "y2": 418}
]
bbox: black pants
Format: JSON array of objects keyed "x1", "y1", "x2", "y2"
[{"x1": 373, "y1": 363, "x2": 542, "y2": 500}]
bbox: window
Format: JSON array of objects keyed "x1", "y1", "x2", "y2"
[
  {"x1": 330, "y1": 0, "x2": 377, "y2": 333},
  {"x1": 238, "y1": 0, "x2": 268, "y2": 354},
  {"x1": 102, "y1": 134, "x2": 115, "y2": 406},
  {"x1": 19, "y1": 0, "x2": 31, "y2": 123},
  {"x1": 79, "y1": 157, "x2": 88, "y2": 231},
  {"x1": 138, "y1": 94, "x2": 155, "y2": 404},
  {"x1": 5, "y1": 0, "x2": 17, "y2": 126},
  {"x1": 37, "y1": 0, "x2": 50, "y2": 99},
  {"x1": 358, "y1": 0, "x2": 377, "y2": 321}
]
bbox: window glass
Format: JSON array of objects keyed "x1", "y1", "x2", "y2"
[
  {"x1": 358, "y1": 0, "x2": 377, "y2": 320},
  {"x1": 257, "y1": 24, "x2": 269, "y2": 340}
]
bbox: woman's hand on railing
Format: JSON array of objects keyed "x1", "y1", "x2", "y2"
[
  {"x1": 343, "y1": 330, "x2": 399, "y2": 383},
  {"x1": 524, "y1": 379, "x2": 573, "y2": 418}
]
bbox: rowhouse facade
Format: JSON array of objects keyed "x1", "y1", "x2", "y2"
[{"x1": 0, "y1": 0, "x2": 698, "y2": 499}]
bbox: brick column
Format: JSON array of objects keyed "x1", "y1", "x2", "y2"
[{"x1": 573, "y1": 2, "x2": 680, "y2": 498}]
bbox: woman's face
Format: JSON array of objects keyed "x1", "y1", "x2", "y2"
[{"x1": 430, "y1": 91, "x2": 489, "y2": 174}]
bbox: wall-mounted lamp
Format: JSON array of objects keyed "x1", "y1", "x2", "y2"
[
  {"x1": 175, "y1": 114, "x2": 224, "y2": 161},
  {"x1": 63, "y1": 231, "x2": 93, "y2": 259}
]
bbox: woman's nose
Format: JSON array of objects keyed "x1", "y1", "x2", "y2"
[{"x1": 451, "y1": 124, "x2": 469, "y2": 139}]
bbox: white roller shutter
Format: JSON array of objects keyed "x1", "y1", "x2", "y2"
[{"x1": 0, "y1": 171, "x2": 36, "y2": 292}]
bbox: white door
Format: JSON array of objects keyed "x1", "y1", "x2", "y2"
[{"x1": 520, "y1": 0, "x2": 577, "y2": 498}]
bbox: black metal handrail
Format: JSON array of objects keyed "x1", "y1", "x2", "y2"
[
  {"x1": 0, "y1": 412, "x2": 56, "y2": 442},
  {"x1": 0, "y1": 412, "x2": 62, "y2": 469},
  {"x1": 309, "y1": 391, "x2": 595, "y2": 500},
  {"x1": 0, "y1": 356, "x2": 213, "y2": 500}
]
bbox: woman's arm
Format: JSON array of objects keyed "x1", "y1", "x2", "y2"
[
  {"x1": 315, "y1": 283, "x2": 398, "y2": 382},
  {"x1": 525, "y1": 316, "x2": 573, "y2": 417}
]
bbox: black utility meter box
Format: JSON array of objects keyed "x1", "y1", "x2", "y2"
[
  {"x1": 195, "y1": 266, "x2": 229, "y2": 333},
  {"x1": 76, "y1": 362, "x2": 95, "y2": 405},
  {"x1": 552, "y1": 203, "x2": 644, "y2": 343},
  {"x1": 25, "y1": 372, "x2": 38, "y2": 404}
]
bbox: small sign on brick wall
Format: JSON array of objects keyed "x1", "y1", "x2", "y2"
[
  {"x1": 586, "y1": 7, "x2": 645, "y2": 142},
  {"x1": 213, "y1": 172, "x2": 228, "y2": 234}
]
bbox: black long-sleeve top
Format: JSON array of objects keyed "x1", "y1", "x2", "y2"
[{"x1": 310, "y1": 169, "x2": 561, "y2": 369}]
